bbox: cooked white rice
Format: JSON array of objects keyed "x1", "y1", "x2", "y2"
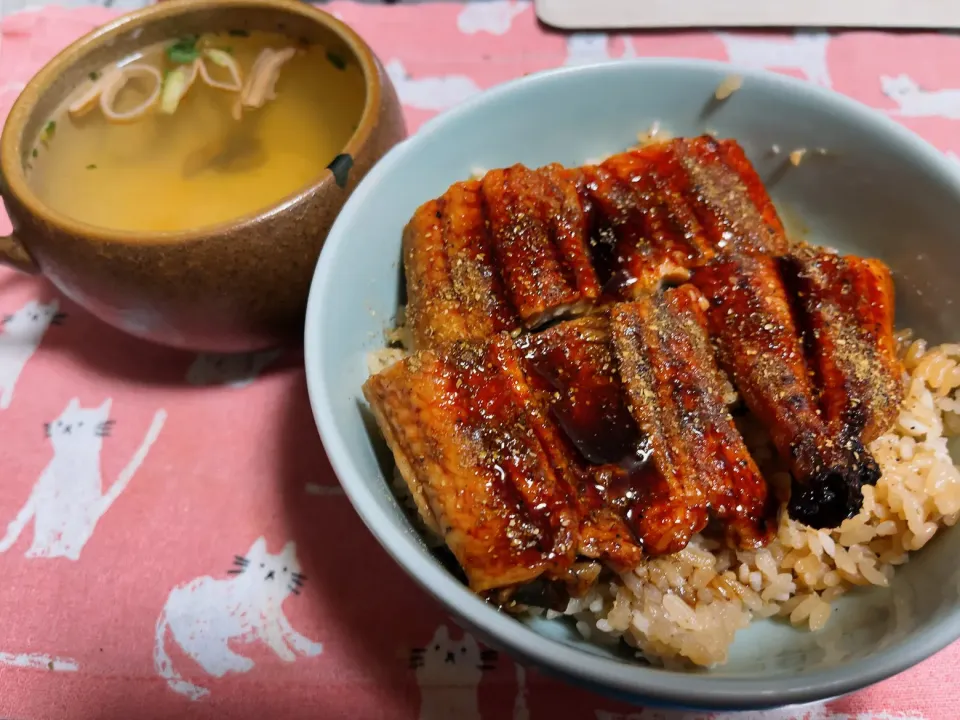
[{"x1": 714, "y1": 74, "x2": 743, "y2": 101}]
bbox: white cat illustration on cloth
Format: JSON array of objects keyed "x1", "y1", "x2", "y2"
[
  {"x1": 0, "y1": 651, "x2": 78, "y2": 672},
  {"x1": 513, "y1": 663, "x2": 530, "y2": 720},
  {"x1": 154, "y1": 537, "x2": 323, "y2": 700},
  {"x1": 0, "y1": 398, "x2": 166, "y2": 560},
  {"x1": 716, "y1": 31, "x2": 833, "y2": 88},
  {"x1": 456, "y1": 1, "x2": 528, "y2": 36},
  {"x1": 882, "y1": 73, "x2": 960, "y2": 119},
  {"x1": 411, "y1": 625, "x2": 499, "y2": 720},
  {"x1": 185, "y1": 348, "x2": 282, "y2": 389},
  {"x1": 386, "y1": 59, "x2": 482, "y2": 112},
  {"x1": 0, "y1": 298, "x2": 64, "y2": 410},
  {"x1": 596, "y1": 703, "x2": 930, "y2": 720},
  {"x1": 563, "y1": 33, "x2": 636, "y2": 66}
]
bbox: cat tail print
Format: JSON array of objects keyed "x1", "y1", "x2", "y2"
[
  {"x1": 0, "y1": 486, "x2": 37, "y2": 554},
  {"x1": 100, "y1": 409, "x2": 167, "y2": 514},
  {"x1": 0, "y1": 652, "x2": 79, "y2": 672},
  {"x1": 154, "y1": 607, "x2": 209, "y2": 700}
]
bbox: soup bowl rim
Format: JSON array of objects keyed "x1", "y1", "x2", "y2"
[{"x1": 0, "y1": 0, "x2": 382, "y2": 245}]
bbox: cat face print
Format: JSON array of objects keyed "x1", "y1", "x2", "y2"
[
  {"x1": 44, "y1": 398, "x2": 113, "y2": 453},
  {"x1": 228, "y1": 537, "x2": 304, "y2": 604},
  {"x1": 410, "y1": 626, "x2": 496, "y2": 685},
  {"x1": 881, "y1": 73, "x2": 921, "y2": 99},
  {"x1": 456, "y1": 1, "x2": 527, "y2": 36},
  {"x1": 185, "y1": 349, "x2": 282, "y2": 389},
  {"x1": 2, "y1": 300, "x2": 64, "y2": 339}
]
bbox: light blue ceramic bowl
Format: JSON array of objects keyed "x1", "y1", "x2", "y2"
[{"x1": 304, "y1": 59, "x2": 960, "y2": 711}]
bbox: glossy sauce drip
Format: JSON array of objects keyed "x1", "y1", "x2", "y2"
[
  {"x1": 582, "y1": 163, "x2": 692, "y2": 301},
  {"x1": 519, "y1": 328, "x2": 636, "y2": 465},
  {"x1": 606, "y1": 436, "x2": 657, "y2": 517},
  {"x1": 515, "y1": 321, "x2": 662, "y2": 548},
  {"x1": 579, "y1": 167, "x2": 640, "y2": 299}
]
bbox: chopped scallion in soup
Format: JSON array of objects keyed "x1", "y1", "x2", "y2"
[{"x1": 27, "y1": 31, "x2": 364, "y2": 232}]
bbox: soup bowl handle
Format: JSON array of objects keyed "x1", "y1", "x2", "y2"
[{"x1": 0, "y1": 232, "x2": 40, "y2": 274}]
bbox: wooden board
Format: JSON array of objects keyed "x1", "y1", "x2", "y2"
[{"x1": 534, "y1": 0, "x2": 960, "y2": 30}]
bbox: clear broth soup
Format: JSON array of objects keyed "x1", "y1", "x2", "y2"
[{"x1": 27, "y1": 31, "x2": 365, "y2": 233}]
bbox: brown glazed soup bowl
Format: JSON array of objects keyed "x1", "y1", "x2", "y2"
[{"x1": 0, "y1": 0, "x2": 405, "y2": 352}]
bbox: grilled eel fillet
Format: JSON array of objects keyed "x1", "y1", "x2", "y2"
[
  {"x1": 403, "y1": 137, "x2": 788, "y2": 351},
  {"x1": 363, "y1": 291, "x2": 776, "y2": 594},
  {"x1": 781, "y1": 245, "x2": 903, "y2": 447},
  {"x1": 692, "y1": 248, "x2": 903, "y2": 529},
  {"x1": 585, "y1": 136, "x2": 788, "y2": 300},
  {"x1": 403, "y1": 164, "x2": 601, "y2": 351},
  {"x1": 363, "y1": 335, "x2": 580, "y2": 594},
  {"x1": 398, "y1": 133, "x2": 903, "y2": 534}
]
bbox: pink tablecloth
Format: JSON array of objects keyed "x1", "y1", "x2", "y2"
[{"x1": 1, "y1": 3, "x2": 959, "y2": 718}]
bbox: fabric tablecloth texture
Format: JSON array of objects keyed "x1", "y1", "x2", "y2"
[{"x1": 1, "y1": 2, "x2": 959, "y2": 718}]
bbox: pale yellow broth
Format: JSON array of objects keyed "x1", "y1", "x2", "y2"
[{"x1": 27, "y1": 32, "x2": 365, "y2": 233}]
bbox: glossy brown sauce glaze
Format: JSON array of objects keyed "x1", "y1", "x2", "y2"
[
  {"x1": 692, "y1": 252, "x2": 888, "y2": 529},
  {"x1": 375, "y1": 134, "x2": 906, "y2": 600},
  {"x1": 442, "y1": 180, "x2": 518, "y2": 335},
  {"x1": 403, "y1": 136, "x2": 789, "y2": 351},
  {"x1": 712, "y1": 138, "x2": 787, "y2": 241},
  {"x1": 582, "y1": 152, "x2": 701, "y2": 300},
  {"x1": 516, "y1": 315, "x2": 653, "y2": 569},
  {"x1": 504, "y1": 293, "x2": 775, "y2": 567},
  {"x1": 481, "y1": 165, "x2": 597, "y2": 327},
  {"x1": 445, "y1": 338, "x2": 581, "y2": 561},
  {"x1": 362, "y1": 339, "x2": 580, "y2": 594},
  {"x1": 613, "y1": 291, "x2": 777, "y2": 551},
  {"x1": 676, "y1": 136, "x2": 788, "y2": 257},
  {"x1": 782, "y1": 246, "x2": 903, "y2": 447},
  {"x1": 657, "y1": 286, "x2": 778, "y2": 549},
  {"x1": 365, "y1": 292, "x2": 780, "y2": 596}
]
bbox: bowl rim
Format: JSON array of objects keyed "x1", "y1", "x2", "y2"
[
  {"x1": 304, "y1": 57, "x2": 960, "y2": 710},
  {"x1": 0, "y1": 0, "x2": 383, "y2": 245}
]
